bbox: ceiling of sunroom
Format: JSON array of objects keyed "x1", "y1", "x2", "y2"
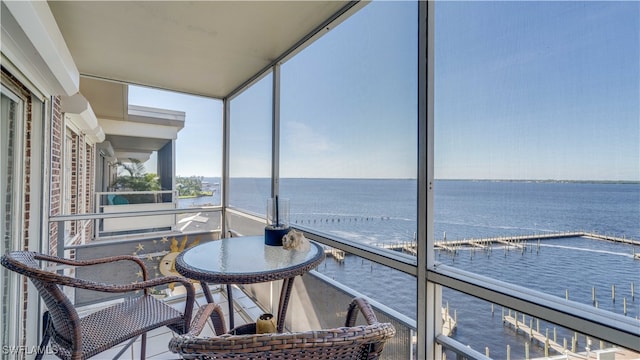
[{"x1": 47, "y1": 1, "x2": 361, "y2": 99}]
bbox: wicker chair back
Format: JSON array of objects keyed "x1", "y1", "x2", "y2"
[
  {"x1": 1, "y1": 250, "x2": 210, "y2": 360},
  {"x1": 169, "y1": 297, "x2": 396, "y2": 360},
  {"x1": 5, "y1": 252, "x2": 83, "y2": 347}
]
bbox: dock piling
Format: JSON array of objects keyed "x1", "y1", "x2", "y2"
[
  {"x1": 612, "y1": 284, "x2": 616, "y2": 302},
  {"x1": 544, "y1": 330, "x2": 549, "y2": 357}
]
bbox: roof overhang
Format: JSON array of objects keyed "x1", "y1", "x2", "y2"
[
  {"x1": 100, "y1": 105, "x2": 186, "y2": 163},
  {"x1": 47, "y1": 1, "x2": 365, "y2": 100},
  {"x1": 61, "y1": 93, "x2": 105, "y2": 144},
  {"x1": 4, "y1": 0, "x2": 366, "y2": 164}
]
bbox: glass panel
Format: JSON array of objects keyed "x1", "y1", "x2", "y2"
[
  {"x1": 0, "y1": 90, "x2": 21, "y2": 349},
  {"x1": 434, "y1": 0, "x2": 640, "y2": 344},
  {"x1": 440, "y1": 287, "x2": 638, "y2": 360},
  {"x1": 228, "y1": 73, "x2": 273, "y2": 215},
  {"x1": 315, "y1": 243, "x2": 417, "y2": 318},
  {"x1": 280, "y1": 1, "x2": 418, "y2": 248},
  {"x1": 285, "y1": 178, "x2": 416, "y2": 246},
  {"x1": 128, "y1": 86, "x2": 223, "y2": 208}
]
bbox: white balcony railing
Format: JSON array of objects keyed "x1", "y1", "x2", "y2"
[{"x1": 95, "y1": 191, "x2": 177, "y2": 238}]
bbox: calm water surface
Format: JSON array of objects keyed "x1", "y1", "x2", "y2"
[{"x1": 184, "y1": 179, "x2": 640, "y2": 358}]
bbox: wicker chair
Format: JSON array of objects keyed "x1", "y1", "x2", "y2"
[
  {"x1": 1, "y1": 251, "x2": 215, "y2": 360},
  {"x1": 169, "y1": 297, "x2": 396, "y2": 360}
]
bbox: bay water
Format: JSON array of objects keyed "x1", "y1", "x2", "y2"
[{"x1": 181, "y1": 178, "x2": 640, "y2": 358}]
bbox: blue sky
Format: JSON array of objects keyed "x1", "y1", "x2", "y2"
[
  {"x1": 130, "y1": 1, "x2": 639, "y2": 181},
  {"x1": 435, "y1": 1, "x2": 639, "y2": 181},
  {"x1": 128, "y1": 86, "x2": 222, "y2": 178}
]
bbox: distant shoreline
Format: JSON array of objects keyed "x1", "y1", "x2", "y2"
[
  {"x1": 437, "y1": 179, "x2": 640, "y2": 185},
  {"x1": 177, "y1": 191, "x2": 214, "y2": 199},
  {"x1": 200, "y1": 176, "x2": 639, "y2": 184}
]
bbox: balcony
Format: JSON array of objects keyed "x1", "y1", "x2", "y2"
[
  {"x1": 1, "y1": 1, "x2": 638, "y2": 359},
  {"x1": 46, "y1": 209, "x2": 415, "y2": 359},
  {"x1": 45, "y1": 204, "x2": 639, "y2": 359}
]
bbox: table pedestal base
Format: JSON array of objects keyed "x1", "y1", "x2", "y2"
[{"x1": 199, "y1": 278, "x2": 296, "y2": 333}]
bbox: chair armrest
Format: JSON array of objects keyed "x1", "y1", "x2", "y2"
[
  {"x1": 187, "y1": 303, "x2": 227, "y2": 336},
  {"x1": 52, "y1": 271, "x2": 199, "y2": 334},
  {"x1": 345, "y1": 298, "x2": 395, "y2": 360},
  {"x1": 345, "y1": 297, "x2": 379, "y2": 327},
  {"x1": 23, "y1": 252, "x2": 205, "y2": 332},
  {"x1": 35, "y1": 253, "x2": 150, "y2": 281},
  {"x1": 30, "y1": 268, "x2": 191, "y2": 294}
]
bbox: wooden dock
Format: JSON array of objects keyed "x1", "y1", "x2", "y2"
[
  {"x1": 322, "y1": 232, "x2": 638, "y2": 262},
  {"x1": 469, "y1": 241, "x2": 488, "y2": 249},
  {"x1": 503, "y1": 314, "x2": 570, "y2": 356},
  {"x1": 442, "y1": 304, "x2": 457, "y2": 336},
  {"x1": 530, "y1": 347, "x2": 640, "y2": 360},
  {"x1": 325, "y1": 248, "x2": 345, "y2": 262},
  {"x1": 496, "y1": 239, "x2": 525, "y2": 249},
  {"x1": 582, "y1": 232, "x2": 639, "y2": 246},
  {"x1": 503, "y1": 313, "x2": 640, "y2": 360},
  {"x1": 434, "y1": 232, "x2": 639, "y2": 251}
]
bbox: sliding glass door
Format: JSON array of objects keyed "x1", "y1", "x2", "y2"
[{"x1": 0, "y1": 85, "x2": 25, "y2": 351}]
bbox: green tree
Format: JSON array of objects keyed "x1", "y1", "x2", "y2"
[
  {"x1": 176, "y1": 176, "x2": 210, "y2": 197},
  {"x1": 111, "y1": 160, "x2": 160, "y2": 203}
]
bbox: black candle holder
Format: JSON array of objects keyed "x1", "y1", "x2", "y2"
[{"x1": 265, "y1": 197, "x2": 290, "y2": 246}]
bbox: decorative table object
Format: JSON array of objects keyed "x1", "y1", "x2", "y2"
[
  {"x1": 264, "y1": 196, "x2": 290, "y2": 246},
  {"x1": 256, "y1": 313, "x2": 277, "y2": 333}
]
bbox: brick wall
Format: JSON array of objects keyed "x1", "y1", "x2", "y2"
[
  {"x1": 85, "y1": 145, "x2": 95, "y2": 239},
  {"x1": 49, "y1": 96, "x2": 63, "y2": 255},
  {"x1": 69, "y1": 131, "x2": 78, "y2": 235},
  {"x1": 64, "y1": 128, "x2": 97, "y2": 245}
]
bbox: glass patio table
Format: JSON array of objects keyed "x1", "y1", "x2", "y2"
[{"x1": 175, "y1": 235, "x2": 325, "y2": 332}]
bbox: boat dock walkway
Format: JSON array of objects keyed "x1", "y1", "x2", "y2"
[
  {"x1": 436, "y1": 232, "x2": 639, "y2": 249},
  {"x1": 503, "y1": 314, "x2": 572, "y2": 356},
  {"x1": 504, "y1": 313, "x2": 640, "y2": 360},
  {"x1": 325, "y1": 248, "x2": 346, "y2": 262},
  {"x1": 442, "y1": 306, "x2": 456, "y2": 336},
  {"x1": 323, "y1": 232, "x2": 638, "y2": 261}
]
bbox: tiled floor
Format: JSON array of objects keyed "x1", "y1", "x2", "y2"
[{"x1": 42, "y1": 285, "x2": 265, "y2": 359}]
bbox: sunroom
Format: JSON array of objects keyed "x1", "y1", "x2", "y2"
[{"x1": 1, "y1": 1, "x2": 638, "y2": 359}]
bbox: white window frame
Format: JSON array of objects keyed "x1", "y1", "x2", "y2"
[
  {"x1": 424, "y1": 1, "x2": 639, "y2": 357},
  {"x1": 0, "y1": 84, "x2": 26, "y2": 353},
  {"x1": 220, "y1": 1, "x2": 639, "y2": 358}
]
